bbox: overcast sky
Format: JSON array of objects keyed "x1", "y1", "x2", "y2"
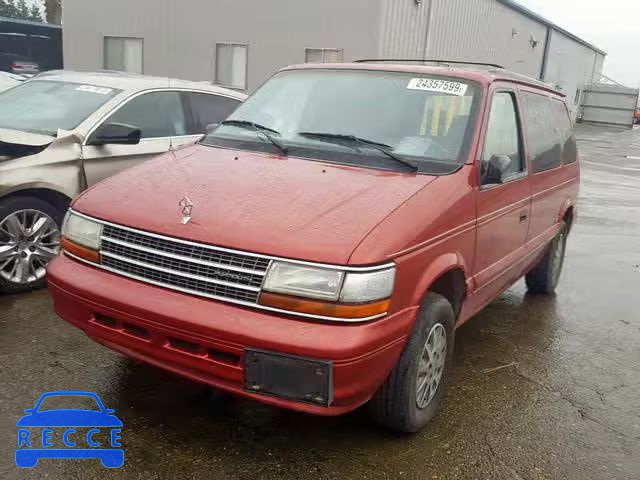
[{"x1": 516, "y1": 0, "x2": 639, "y2": 86}]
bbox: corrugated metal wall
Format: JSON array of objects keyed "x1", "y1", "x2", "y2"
[
  {"x1": 377, "y1": 0, "x2": 431, "y2": 58},
  {"x1": 543, "y1": 29, "x2": 602, "y2": 118},
  {"x1": 427, "y1": 0, "x2": 547, "y2": 78},
  {"x1": 581, "y1": 84, "x2": 639, "y2": 128},
  {"x1": 593, "y1": 53, "x2": 606, "y2": 78},
  {"x1": 62, "y1": 0, "x2": 382, "y2": 92},
  {"x1": 62, "y1": 0, "x2": 605, "y2": 104}
]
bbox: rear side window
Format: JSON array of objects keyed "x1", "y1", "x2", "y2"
[
  {"x1": 184, "y1": 92, "x2": 241, "y2": 135},
  {"x1": 552, "y1": 99, "x2": 577, "y2": 165},
  {"x1": 521, "y1": 92, "x2": 575, "y2": 172}
]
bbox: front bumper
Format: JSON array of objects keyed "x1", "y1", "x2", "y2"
[{"x1": 47, "y1": 254, "x2": 417, "y2": 415}]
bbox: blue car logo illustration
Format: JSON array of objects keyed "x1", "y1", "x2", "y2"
[{"x1": 16, "y1": 391, "x2": 123, "y2": 468}]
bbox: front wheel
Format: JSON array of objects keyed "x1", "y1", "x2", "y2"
[
  {"x1": 526, "y1": 221, "x2": 569, "y2": 294},
  {"x1": 368, "y1": 292, "x2": 455, "y2": 433},
  {"x1": 0, "y1": 196, "x2": 64, "y2": 293}
]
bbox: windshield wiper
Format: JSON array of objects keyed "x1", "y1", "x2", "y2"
[
  {"x1": 220, "y1": 120, "x2": 288, "y2": 155},
  {"x1": 298, "y1": 132, "x2": 418, "y2": 172}
]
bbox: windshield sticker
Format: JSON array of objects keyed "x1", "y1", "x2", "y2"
[
  {"x1": 75, "y1": 85, "x2": 113, "y2": 95},
  {"x1": 407, "y1": 78, "x2": 468, "y2": 96}
]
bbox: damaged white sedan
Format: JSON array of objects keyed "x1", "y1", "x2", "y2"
[{"x1": 0, "y1": 71, "x2": 245, "y2": 292}]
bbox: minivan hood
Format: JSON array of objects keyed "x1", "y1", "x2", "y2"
[{"x1": 73, "y1": 145, "x2": 436, "y2": 265}]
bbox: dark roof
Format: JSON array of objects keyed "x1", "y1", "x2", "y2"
[
  {"x1": 0, "y1": 16, "x2": 61, "y2": 29},
  {"x1": 497, "y1": 0, "x2": 606, "y2": 56}
]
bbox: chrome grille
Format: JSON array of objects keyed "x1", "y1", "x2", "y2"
[
  {"x1": 100, "y1": 224, "x2": 270, "y2": 304},
  {"x1": 102, "y1": 225, "x2": 270, "y2": 272}
]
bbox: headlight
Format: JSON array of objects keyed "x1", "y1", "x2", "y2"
[
  {"x1": 62, "y1": 212, "x2": 103, "y2": 250},
  {"x1": 260, "y1": 261, "x2": 395, "y2": 321},
  {"x1": 263, "y1": 262, "x2": 344, "y2": 301}
]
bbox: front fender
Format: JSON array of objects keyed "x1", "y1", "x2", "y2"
[
  {"x1": 0, "y1": 141, "x2": 83, "y2": 201},
  {"x1": 406, "y1": 252, "x2": 471, "y2": 306}
]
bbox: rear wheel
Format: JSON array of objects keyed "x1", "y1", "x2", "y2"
[
  {"x1": 0, "y1": 196, "x2": 63, "y2": 293},
  {"x1": 368, "y1": 292, "x2": 455, "y2": 433},
  {"x1": 526, "y1": 221, "x2": 569, "y2": 294}
]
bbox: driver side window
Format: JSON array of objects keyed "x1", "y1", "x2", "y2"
[
  {"x1": 482, "y1": 92, "x2": 524, "y2": 185},
  {"x1": 102, "y1": 91, "x2": 186, "y2": 139}
]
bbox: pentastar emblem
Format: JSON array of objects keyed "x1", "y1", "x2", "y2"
[{"x1": 179, "y1": 196, "x2": 193, "y2": 224}]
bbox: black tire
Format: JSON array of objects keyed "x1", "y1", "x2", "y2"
[
  {"x1": 525, "y1": 221, "x2": 569, "y2": 294},
  {"x1": 0, "y1": 195, "x2": 65, "y2": 294},
  {"x1": 368, "y1": 292, "x2": 455, "y2": 433}
]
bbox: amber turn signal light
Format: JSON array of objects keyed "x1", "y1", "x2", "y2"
[
  {"x1": 259, "y1": 292, "x2": 390, "y2": 320},
  {"x1": 61, "y1": 237, "x2": 101, "y2": 264}
]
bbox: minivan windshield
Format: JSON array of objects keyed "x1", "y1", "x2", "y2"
[
  {"x1": 0, "y1": 80, "x2": 121, "y2": 136},
  {"x1": 204, "y1": 69, "x2": 480, "y2": 174}
]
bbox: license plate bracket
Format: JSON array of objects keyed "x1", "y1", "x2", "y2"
[{"x1": 244, "y1": 349, "x2": 333, "y2": 407}]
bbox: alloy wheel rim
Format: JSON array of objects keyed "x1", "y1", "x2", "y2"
[
  {"x1": 0, "y1": 209, "x2": 60, "y2": 285},
  {"x1": 416, "y1": 323, "x2": 447, "y2": 409}
]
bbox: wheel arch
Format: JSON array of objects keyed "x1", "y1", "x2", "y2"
[
  {"x1": 410, "y1": 252, "x2": 469, "y2": 321},
  {"x1": 558, "y1": 199, "x2": 576, "y2": 232},
  {"x1": 0, "y1": 186, "x2": 73, "y2": 215}
]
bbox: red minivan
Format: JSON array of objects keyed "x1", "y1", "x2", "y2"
[{"x1": 47, "y1": 61, "x2": 579, "y2": 432}]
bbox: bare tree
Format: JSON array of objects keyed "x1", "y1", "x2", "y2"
[{"x1": 44, "y1": 0, "x2": 61, "y2": 24}]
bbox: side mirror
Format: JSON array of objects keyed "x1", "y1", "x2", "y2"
[
  {"x1": 483, "y1": 154, "x2": 512, "y2": 185},
  {"x1": 89, "y1": 122, "x2": 141, "y2": 146},
  {"x1": 24, "y1": 409, "x2": 34, "y2": 414},
  {"x1": 104, "y1": 409, "x2": 115, "y2": 414}
]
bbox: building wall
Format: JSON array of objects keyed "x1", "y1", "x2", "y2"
[
  {"x1": 543, "y1": 29, "x2": 603, "y2": 117},
  {"x1": 593, "y1": 53, "x2": 606, "y2": 82},
  {"x1": 427, "y1": 0, "x2": 548, "y2": 78},
  {"x1": 62, "y1": 0, "x2": 382, "y2": 92},
  {"x1": 377, "y1": 0, "x2": 431, "y2": 58},
  {"x1": 62, "y1": 0, "x2": 605, "y2": 107}
]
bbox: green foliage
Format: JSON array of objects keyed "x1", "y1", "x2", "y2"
[{"x1": 0, "y1": 0, "x2": 44, "y2": 22}]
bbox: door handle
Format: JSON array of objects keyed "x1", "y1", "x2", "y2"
[{"x1": 519, "y1": 211, "x2": 529, "y2": 223}]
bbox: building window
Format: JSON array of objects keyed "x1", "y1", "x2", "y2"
[
  {"x1": 215, "y1": 43, "x2": 248, "y2": 90},
  {"x1": 103, "y1": 37, "x2": 143, "y2": 74},
  {"x1": 305, "y1": 48, "x2": 344, "y2": 63}
]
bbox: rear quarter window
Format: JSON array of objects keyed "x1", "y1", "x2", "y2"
[
  {"x1": 184, "y1": 92, "x2": 241, "y2": 135},
  {"x1": 521, "y1": 92, "x2": 576, "y2": 172},
  {"x1": 553, "y1": 99, "x2": 578, "y2": 165}
]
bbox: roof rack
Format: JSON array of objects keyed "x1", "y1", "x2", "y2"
[{"x1": 354, "y1": 59, "x2": 505, "y2": 69}]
